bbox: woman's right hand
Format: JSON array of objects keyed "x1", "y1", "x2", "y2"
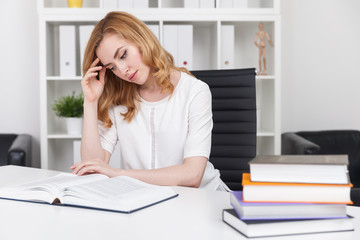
[{"x1": 81, "y1": 58, "x2": 106, "y2": 103}]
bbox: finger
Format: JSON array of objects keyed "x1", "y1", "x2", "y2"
[
  {"x1": 78, "y1": 165, "x2": 99, "y2": 176},
  {"x1": 90, "y1": 57, "x2": 100, "y2": 68},
  {"x1": 99, "y1": 67, "x2": 106, "y2": 84}
]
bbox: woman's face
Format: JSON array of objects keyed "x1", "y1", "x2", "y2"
[{"x1": 96, "y1": 33, "x2": 151, "y2": 85}]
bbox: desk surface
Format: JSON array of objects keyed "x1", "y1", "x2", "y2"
[{"x1": 0, "y1": 165, "x2": 359, "y2": 240}]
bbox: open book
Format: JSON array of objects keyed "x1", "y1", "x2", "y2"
[{"x1": 0, "y1": 173, "x2": 178, "y2": 213}]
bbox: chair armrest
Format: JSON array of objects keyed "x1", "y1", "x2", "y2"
[
  {"x1": 8, "y1": 134, "x2": 32, "y2": 166},
  {"x1": 281, "y1": 132, "x2": 320, "y2": 155}
]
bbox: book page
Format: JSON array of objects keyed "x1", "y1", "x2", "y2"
[
  {"x1": 60, "y1": 176, "x2": 177, "y2": 212},
  {"x1": 0, "y1": 173, "x2": 109, "y2": 204}
]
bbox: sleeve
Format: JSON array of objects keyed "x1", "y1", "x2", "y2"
[
  {"x1": 98, "y1": 106, "x2": 118, "y2": 154},
  {"x1": 183, "y1": 82, "x2": 213, "y2": 159}
]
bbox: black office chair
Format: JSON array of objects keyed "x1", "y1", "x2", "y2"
[
  {"x1": 282, "y1": 130, "x2": 360, "y2": 206},
  {"x1": 0, "y1": 134, "x2": 32, "y2": 167},
  {"x1": 191, "y1": 68, "x2": 257, "y2": 190}
]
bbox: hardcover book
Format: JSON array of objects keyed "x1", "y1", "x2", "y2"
[
  {"x1": 0, "y1": 173, "x2": 178, "y2": 213},
  {"x1": 222, "y1": 209, "x2": 354, "y2": 238},
  {"x1": 230, "y1": 191, "x2": 347, "y2": 220},
  {"x1": 242, "y1": 173, "x2": 353, "y2": 204},
  {"x1": 249, "y1": 155, "x2": 349, "y2": 184}
]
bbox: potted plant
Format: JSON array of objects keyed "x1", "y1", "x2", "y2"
[{"x1": 52, "y1": 91, "x2": 84, "y2": 135}]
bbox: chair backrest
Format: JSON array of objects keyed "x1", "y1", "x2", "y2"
[
  {"x1": 191, "y1": 68, "x2": 257, "y2": 190},
  {"x1": 0, "y1": 134, "x2": 17, "y2": 166}
]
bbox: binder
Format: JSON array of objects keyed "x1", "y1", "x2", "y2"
[
  {"x1": 233, "y1": 0, "x2": 248, "y2": 8},
  {"x1": 133, "y1": 0, "x2": 148, "y2": 8},
  {"x1": 59, "y1": 25, "x2": 76, "y2": 76},
  {"x1": 163, "y1": 25, "x2": 178, "y2": 66},
  {"x1": 200, "y1": 0, "x2": 214, "y2": 8},
  {"x1": 178, "y1": 25, "x2": 193, "y2": 69},
  {"x1": 102, "y1": 0, "x2": 118, "y2": 8},
  {"x1": 184, "y1": 0, "x2": 199, "y2": 8},
  {"x1": 221, "y1": 25, "x2": 234, "y2": 69},
  {"x1": 147, "y1": 24, "x2": 160, "y2": 40},
  {"x1": 118, "y1": 0, "x2": 133, "y2": 8},
  {"x1": 219, "y1": 0, "x2": 232, "y2": 8},
  {"x1": 79, "y1": 25, "x2": 95, "y2": 75}
]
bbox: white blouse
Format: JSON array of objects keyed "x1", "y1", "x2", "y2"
[{"x1": 98, "y1": 72, "x2": 225, "y2": 190}]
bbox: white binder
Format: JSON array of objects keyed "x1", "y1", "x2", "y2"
[
  {"x1": 59, "y1": 25, "x2": 76, "y2": 77},
  {"x1": 133, "y1": 0, "x2": 148, "y2": 8},
  {"x1": 163, "y1": 25, "x2": 179, "y2": 66},
  {"x1": 147, "y1": 24, "x2": 160, "y2": 40},
  {"x1": 118, "y1": 0, "x2": 133, "y2": 8},
  {"x1": 233, "y1": 0, "x2": 248, "y2": 8},
  {"x1": 221, "y1": 25, "x2": 234, "y2": 69},
  {"x1": 79, "y1": 25, "x2": 95, "y2": 75},
  {"x1": 184, "y1": 0, "x2": 199, "y2": 8},
  {"x1": 178, "y1": 25, "x2": 193, "y2": 69},
  {"x1": 102, "y1": 0, "x2": 118, "y2": 8},
  {"x1": 219, "y1": 0, "x2": 232, "y2": 8},
  {"x1": 200, "y1": 0, "x2": 214, "y2": 8}
]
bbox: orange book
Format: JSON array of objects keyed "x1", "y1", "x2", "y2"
[{"x1": 242, "y1": 173, "x2": 353, "y2": 204}]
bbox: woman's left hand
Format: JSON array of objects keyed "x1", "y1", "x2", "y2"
[{"x1": 70, "y1": 159, "x2": 118, "y2": 177}]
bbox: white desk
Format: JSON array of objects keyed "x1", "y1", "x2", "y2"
[{"x1": 0, "y1": 165, "x2": 359, "y2": 240}]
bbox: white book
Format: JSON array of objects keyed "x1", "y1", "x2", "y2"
[
  {"x1": 200, "y1": 0, "x2": 214, "y2": 8},
  {"x1": 147, "y1": 24, "x2": 160, "y2": 40},
  {"x1": 221, "y1": 25, "x2": 234, "y2": 69},
  {"x1": 133, "y1": 0, "x2": 148, "y2": 8},
  {"x1": 0, "y1": 173, "x2": 178, "y2": 213},
  {"x1": 79, "y1": 25, "x2": 95, "y2": 75},
  {"x1": 118, "y1": 0, "x2": 133, "y2": 8},
  {"x1": 184, "y1": 0, "x2": 199, "y2": 8},
  {"x1": 178, "y1": 25, "x2": 193, "y2": 69},
  {"x1": 249, "y1": 155, "x2": 350, "y2": 184},
  {"x1": 102, "y1": 0, "x2": 118, "y2": 8},
  {"x1": 59, "y1": 25, "x2": 76, "y2": 77},
  {"x1": 163, "y1": 25, "x2": 179, "y2": 66}
]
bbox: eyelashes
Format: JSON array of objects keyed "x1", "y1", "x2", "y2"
[{"x1": 109, "y1": 50, "x2": 127, "y2": 72}]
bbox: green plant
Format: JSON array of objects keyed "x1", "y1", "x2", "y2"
[{"x1": 52, "y1": 92, "x2": 84, "y2": 118}]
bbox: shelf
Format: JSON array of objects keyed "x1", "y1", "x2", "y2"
[
  {"x1": 257, "y1": 130, "x2": 275, "y2": 137},
  {"x1": 48, "y1": 133, "x2": 81, "y2": 139},
  {"x1": 47, "y1": 76, "x2": 82, "y2": 81}
]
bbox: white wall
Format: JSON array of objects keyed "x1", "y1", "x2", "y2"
[
  {"x1": 0, "y1": 0, "x2": 359, "y2": 167},
  {"x1": 281, "y1": 0, "x2": 360, "y2": 132},
  {"x1": 0, "y1": 0, "x2": 40, "y2": 167}
]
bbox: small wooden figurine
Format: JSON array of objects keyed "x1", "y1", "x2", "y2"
[{"x1": 254, "y1": 23, "x2": 273, "y2": 75}]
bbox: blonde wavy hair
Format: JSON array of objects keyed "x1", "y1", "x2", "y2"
[{"x1": 83, "y1": 11, "x2": 191, "y2": 128}]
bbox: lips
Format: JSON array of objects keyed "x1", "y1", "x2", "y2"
[{"x1": 129, "y1": 71, "x2": 138, "y2": 82}]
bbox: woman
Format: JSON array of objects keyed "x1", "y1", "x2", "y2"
[{"x1": 71, "y1": 11, "x2": 229, "y2": 191}]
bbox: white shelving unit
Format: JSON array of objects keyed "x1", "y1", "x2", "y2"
[{"x1": 38, "y1": 0, "x2": 281, "y2": 171}]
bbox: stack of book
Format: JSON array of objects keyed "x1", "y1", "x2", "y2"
[{"x1": 222, "y1": 155, "x2": 355, "y2": 238}]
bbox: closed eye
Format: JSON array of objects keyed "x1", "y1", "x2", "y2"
[{"x1": 120, "y1": 50, "x2": 127, "y2": 59}]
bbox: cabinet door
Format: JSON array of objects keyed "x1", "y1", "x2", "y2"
[
  {"x1": 178, "y1": 25, "x2": 193, "y2": 69},
  {"x1": 102, "y1": 0, "x2": 118, "y2": 8},
  {"x1": 163, "y1": 25, "x2": 179, "y2": 66},
  {"x1": 59, "y1": 25, "x2": 76, "y2": 76},
  {"x1": 221, "y1": 25, "x2": 234, "y2": 69}
]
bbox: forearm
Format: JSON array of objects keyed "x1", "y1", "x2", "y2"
[
  {"x1": 117, "y1": 157, "x2": 208, "y2": 188},
  {"x1": 81, "y1": 101, "x2": 105, "y2": 161}
]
